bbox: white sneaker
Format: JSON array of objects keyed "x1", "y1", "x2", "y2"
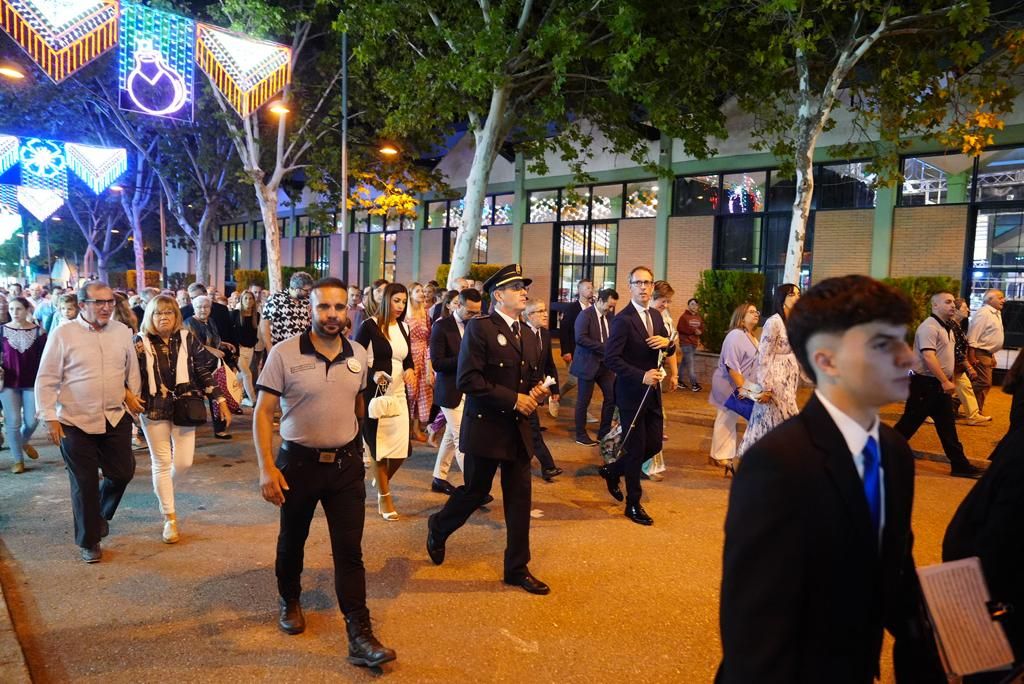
[
  {"x1": 587, "y1": 412, "x2": 598, "y2": 424},
  {"x1": 966, "y1": 414, "x2": 993, "y2": 426},
  {"x1": 162, "y1": 520, "x2": 179, "y2": 544},
  {"x1": 548, "y1": 398, "x2": 560, "y2": 418}
]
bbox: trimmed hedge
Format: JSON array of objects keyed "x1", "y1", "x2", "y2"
[
  {"x1": 693, "y1": 270, "x2": 766, "y2": 353},
  {"x1": 109, "y1": 270, "x2": 162, "y2": 290},
  {"x1": 883, "y1": 275, "x2": 961, "y2": 340},
  {"x1": 435, "y1": 263, "x2": 503, "y2": 289},
  {"x1": 233, "y1": 269, "x2": 267, "y2": 290}
]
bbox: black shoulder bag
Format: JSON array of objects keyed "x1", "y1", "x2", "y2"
[{"x1": 155, "y1": 335, "x2": 207, "y2": 427}]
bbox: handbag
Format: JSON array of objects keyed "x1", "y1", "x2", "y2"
[
  {"x1": 368, "y1": 382, "x2": 402, "y2": 419},
  {"x1": 172, "y1": 391, "x2": 208, "y2": 427},
  {"x1": 724, "y1": 391, "x2": 754, "y2": 420}
]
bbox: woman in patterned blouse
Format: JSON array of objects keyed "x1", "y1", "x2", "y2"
[
  {"x1": 1, "y1": 297, "x2": 46, "y2": 473},
  {"x1": 135, "y1": 295, "x2": 227, "y2": 544}
]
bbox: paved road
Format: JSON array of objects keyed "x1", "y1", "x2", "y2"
[{"x1": 0, "y1": 397, "x2": 984, "y2": 683}]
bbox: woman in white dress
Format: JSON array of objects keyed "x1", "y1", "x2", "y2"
[
  {"x1": 355, "y1": 283, "x2": 416, "y2": 520},
  {"x1": 738, "y1": 284, "x2": 802, "y2": 458}
]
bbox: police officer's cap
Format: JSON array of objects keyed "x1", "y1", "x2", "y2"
[{"x1": 483, "y1": 264, "x2": 533, "y2": 293}]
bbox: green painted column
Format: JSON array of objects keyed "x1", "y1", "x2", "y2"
[
  {"x1": 512, "y1": 152, "x2": 526, "y2": 262},
  {"x1": 870, "y1": 183, "x2": 897, "y2": 279},
  {"x1": 946, "y1": 171, "x2": 969, "y2": 204},
  {"x1": 654, "y1": 134, "x2": 673, "y2": 278},
  {"x1": 411, "y1": 198, "x2": 425, "y2": 281},
  {"x1": 366, "y1": 234, "x2": 382, "y2": 282}
]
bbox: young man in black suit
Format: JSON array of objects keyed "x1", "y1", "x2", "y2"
[
  {"x1": 600, "y1": 268, "x2": 673, "y2": 524},
  {"x1": 570, "y1": 288, "x2": 618, "y2": 445},
  {"x1": 426, "y1": 264, "x2": 551, "y2": 595},
  {"x1": 557, "y1": 278, "x2": 594, "y2": 400},
  {"x1": 717, "y1": 275, "x2": 944, "y2": 683},
  {"x1": 427, "y1": 288, "x2": 482, "y2": 494},
  {"x1": 523, "y1": 299, "x2": 562, "y2": 481}
]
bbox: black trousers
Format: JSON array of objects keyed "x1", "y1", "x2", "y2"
[
  {"x1": 527, "y1": 411, "x2": 555, "y2": 471},
  {"x1": 608, "y1": 398, "x2": 663, "y2": 505},
  {"x1": 60, "y1": 415, "x2": 135, "y2": 548},
  {"x1": 431, "y1": 444, "x2": 532, "y2": 578},
  {"x1": 895, "y1": 374, "x2": 972, "y2": 471},
  {"x1": 208, "y1": 397, "x2": 227, "y2": 434},
  {"x1": 576, "y1": 367, "x2": 615, "y2": 440},
  {"x1": 275, "y1": 441, "x2": 368, "y2": 618}
]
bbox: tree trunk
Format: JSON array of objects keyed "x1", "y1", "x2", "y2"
[
  {"x1": 84, "y1": 244, "x2": 95, "y2": 279},
  {"x1": 195, "y1": 222, "x2": 215, "y2": 289},
  {"x1": 132, "y1": 215, "x2": 146, "y2": 288},
  {"x1": 448, "y1": 87, "x2": 509, "y2": 289},
  {"x1": 783, "y1": 131, "x2": 817, "y2": 285},
  {"x1": 257, "y1": 187, "x2": 283, "y2": 291},
  {"x1": 96, "y1": 252, "x2": 108, "y2": 283}
]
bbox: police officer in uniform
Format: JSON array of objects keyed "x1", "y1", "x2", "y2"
[
  {"x1": 426, "y1": 264, "x2": 552, "y2": 595},
  {"x1": 254, "y1": 277, "x2": 396, "y2": 669}
]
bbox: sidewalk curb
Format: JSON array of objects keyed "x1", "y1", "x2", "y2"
[{"x1": 0, "y1": 566, "x2": 31, "y2": 683}]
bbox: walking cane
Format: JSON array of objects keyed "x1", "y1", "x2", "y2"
[{"x1": 610, "y1": 331, "x2": 676, "y2": 462}]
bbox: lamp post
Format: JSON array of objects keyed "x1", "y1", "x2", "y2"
[{"x1": 340, "y1": 30, "x2": 349, "y2": 284}]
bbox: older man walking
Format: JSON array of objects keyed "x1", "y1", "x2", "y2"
[
  {"x1": 35, "y1": 281, "x2": 142, "y2": 563},
  {"x1": 967, "y1": 288, "x2": 1005, "y2": 415}
]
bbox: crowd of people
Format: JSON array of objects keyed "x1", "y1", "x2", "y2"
[{"x1": 4, "y1": 266, "x2": 1021, "y2": 677}]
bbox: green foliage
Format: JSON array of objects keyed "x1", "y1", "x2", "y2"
[
  {"x1": 233, "y1": 270, "x2": 267, "y2": 291},
  {"x1": 119, "y1": 270, "x2": 163, "y2": 290},
  {"x1": 693, "y1": 270, "x2": 766, "y2": 353},
  {"x1": 434, "y1": 264, "x2": 503, "y2": 289},
  {"x1": 883, "y1": 276, "x2": 962, "y2": 340},
  {"x1": 168, "y1": 272, "x2": 196, "y2": 289}
]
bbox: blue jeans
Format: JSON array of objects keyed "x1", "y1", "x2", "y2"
[
  {"x1": 678, "y1": 345, "x2": 698, "y2": 386},
  {"x1": 0, "y1": 388, "x2": 38, "y2": 464}
]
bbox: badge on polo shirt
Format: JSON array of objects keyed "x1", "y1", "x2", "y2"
[
  {"x1": 497, "y1": 333, "x2": 508, "y2": 347},
  {"x1": 347, "y1": 357, "x2": 362, "y2": 373}
]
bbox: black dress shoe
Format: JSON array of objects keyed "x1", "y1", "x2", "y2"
[
  {"x1": 431, "y1": 478, "x2": 457, "y2": 495},
  {"x1": 426, "y1": 514, "x2": 446, "y2": 565},
  {"x1": 503, "y1": 572, "x2": 550, "y2": 595},
  {"x1": 625, "y1": 503, "x2": 654, "y2": 526},
  {"x1": 99, "y1": 518, "x2": 109, "y2": 538},
  {"x1": 950, "y1": 465, "x2": 984, "y2": 479},
  {"x1": 575, "y1": 436, "x2": 599, "y2": 446},
  {"x1": 541, "y1": 467, "x2": 562, "y2": 482},
  {"x1": 597, "y1": 465, "x2": 624, "y2": 501},
  {"x1": 481, "y1": 494, "x2": 494, "y2": 506},
  {"x1": 278, "y1": 598, "x2": 305, "y2": 635}
]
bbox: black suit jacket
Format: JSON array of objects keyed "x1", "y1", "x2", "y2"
[
  {"x1": 457, "y1": 312, "x2": 541, "y2": 462},
  {"x1": 943, "y1": 428, "x2": 1024, "y2": 661},
  {"x1": 527, "y1": 324, "x2": 559, "y2": 389},
  {"x1": 604, "y1": 303, "x2": 673, "y2": 417},
  {"x1": 569, "y1": 306, "x2": 611, "y2": 381},
  {"x1": 718, "y1": 395, "x2": 943, "y2": 684},
  {"x1": 558, "y1": 300, "x2": 584, "y2": 357},
  {"x1": 429, "y1": 314, "x2": 464, "y2": 409}
]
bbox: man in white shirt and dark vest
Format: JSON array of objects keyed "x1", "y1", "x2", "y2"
[{"x1": 35, "y1": 281, "x2": 143, "y2": 564}]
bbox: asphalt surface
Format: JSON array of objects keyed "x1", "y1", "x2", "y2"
[{"x1": 0, "y1": 383, "x2": 996, "y2": 683}]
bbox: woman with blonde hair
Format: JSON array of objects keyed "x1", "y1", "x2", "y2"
[
  {"x1": 135, "y1": 295, "x2": 227, "y2": 543},
  {"x1": 355, "y1": 283, "x2": 414, "y2": 520},
  {"x1": 405, "y1": 282, "x2": 433, "y2": 441},
  {"x1": 708, "y1": 302, "x2": 767, "y2": 474},
  {"x1": 231, "y1": 290, "x2": 261, "y2": 406}
]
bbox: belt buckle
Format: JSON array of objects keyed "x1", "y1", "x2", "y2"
[{"x1": 318, "y1": 450, "x2": 336, "y2": 463}]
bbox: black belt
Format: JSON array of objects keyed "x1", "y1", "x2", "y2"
[{"x1": 281, "y1": 438, "x2": 362, "y2": 463}]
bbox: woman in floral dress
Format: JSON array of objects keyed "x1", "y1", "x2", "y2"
[
  {"x1": 738, "y1": 284, "x2": 801, "y2": 458},
  {"x1": 406, "y1": 283, "x2": 433, "y2": 442}
]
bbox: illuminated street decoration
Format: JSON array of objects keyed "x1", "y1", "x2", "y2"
[
  {"x1": 0, "y1": 135, "x2": 18, "y2": 176},
  {"x1": 0, "y1": 0, "x2": 118, "y2": 82},
  {"x1": 195, "y1": 23, "x2": 291, "y2": 117},
  {"x1": 118, "y1": 2, "x2": 195, "y2": 121},
  {"x1": 17, "y1": 185, "x2": 63, "y2": 220},
  {"x1": 0, "y1": 184, "x2": 21, "y2": 243},
  {"x1": 19, "y1": 137, "x2": 66, "y2": 196},
  {"x1": 65, "y1": 142, "x2": 127, "y2": 193}
]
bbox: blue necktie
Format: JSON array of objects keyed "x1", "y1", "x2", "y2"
[{"x1": 862, "y1": 436, "x2": 881, "y2": 540}]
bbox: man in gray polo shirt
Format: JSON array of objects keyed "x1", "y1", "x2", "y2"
[
  {"x1": 254, "y1": 277, "x2": 396, "y2": 669},
  {"x1": 894, "y1": 291, "x2": 982, "y2": 479}
]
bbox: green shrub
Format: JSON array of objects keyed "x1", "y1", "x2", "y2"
[
  {"x1": 883, "y1": 276, "x2": 961, "y2": 340},
  {"x1": 233, "y1": 269, "x2": 267, "y2": 290},
  {"x1": 126, "y1": 270, "x2": 162, "y2": 289},
  {"x1": 434, "y1": 263, "x2": 503, "y2": 289},
  {"x1": 693, "y1": 270, "x2": 766, "y2": 353}
]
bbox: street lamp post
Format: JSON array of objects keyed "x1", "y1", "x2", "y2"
[{"x1": 339, "y1": 30, "x2": 349, "y2": 284}]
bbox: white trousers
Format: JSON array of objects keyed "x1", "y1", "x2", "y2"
[
  {"x1": 236, "y1": 345, "x2": 257, "y2": 404},
  {"x1": 432, "y1": 401, "x2": 465, "y2": 481},
  {"x1": 711, "y1": 408, "x2": 740, "y2": 463},
  {"x1": 954, "y1": 372, "x2": 981, "y2": 419},
  {"x1": 141, "y1": 417, "x2": 197, "y2": 515}
]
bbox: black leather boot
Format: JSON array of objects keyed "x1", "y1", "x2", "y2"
[
  {"x1": 345, "y1": 612, "x2": 397, "y2": 668},
  {"x1": 278, "y1": 598, "x2": 305, "y2": 635}
]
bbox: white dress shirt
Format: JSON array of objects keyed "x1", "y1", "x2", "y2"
[
  {"x1": 966, "y1": 304, "x2": 1004, "y2": 353},
  {"x1": 814, "y1": 390, "x2": 886, "y2": 545},
  {"x1": 35, "y1": 316, "x2": 141, "y2": 434}
]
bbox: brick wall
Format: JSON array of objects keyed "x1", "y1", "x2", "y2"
[
  {"x1": 522, "y1": 223, "x2": 553, "y2": 302},
  {"x1": 890, "y1": 205, "x2": 969, "y2": 279},
  {"x1": 615, "y1": 218, "x2": 656, "y2": 295},
  {"x1": 665, "y1": 215, "x2": 714, "y2": 301},
  {"x1": 810, "y1": 209, "x2": 874, "y2": 283},
  {"x1": 487, "y1": 225, "x2": 513, "y2": 265},
  {"x1": 419, "y1": 230, "x2": 444, "y2": 284}
]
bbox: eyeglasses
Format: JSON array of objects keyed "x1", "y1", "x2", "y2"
[
  {"x1": 83, "y1": 299, "x2": 115, "y2": 307},
  {"x1": 630, "y1": 280, "x2": 654, "y2": 287},
  {"x1": 500, "y1": 282, "x2": 529, "y2": 292},
  {"x1": 154, "y1": 310, "x2": 176, "y2": 318}
]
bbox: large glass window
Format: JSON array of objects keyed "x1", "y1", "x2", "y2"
[
  {"x1": 555, "y1": 222, "x2": 617, "y2": 302},
  {"x1": 529, "y1": 189, "x2": 559, "y2": 222},
  {"x1": 591, "y1": 184, "x2": 623, "y2": 220},
  {"x1": 722, "y1": 171, "x2": 766, "y2": 214},
  {"x1": 448, "y1": 228, "x2": 488, "y2": 264},
  {"x1": 814, "y1": 163, "x2": 876, "y2": 209},
  {"x1": 625, "y1": 181, "x2": 659, "y2": 218},
  {"x1": 224, "y1": 241, "x2": 241, "y2": 283},
  {"x1": 493, "y1": 193, "x2": 514, "y2": 225},
  {"x1": 306, "y1": 235, "x2": 330, "y2": 277},
  {"x1": 673, "y1": 175, "x2": 718, "y2": 215},
  {"x1": 900, "y1": 153, "x2": 974, "y2": 205},
  {"x1": 975, "y1": 147, "x2": 1024, "y2": 203}
]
